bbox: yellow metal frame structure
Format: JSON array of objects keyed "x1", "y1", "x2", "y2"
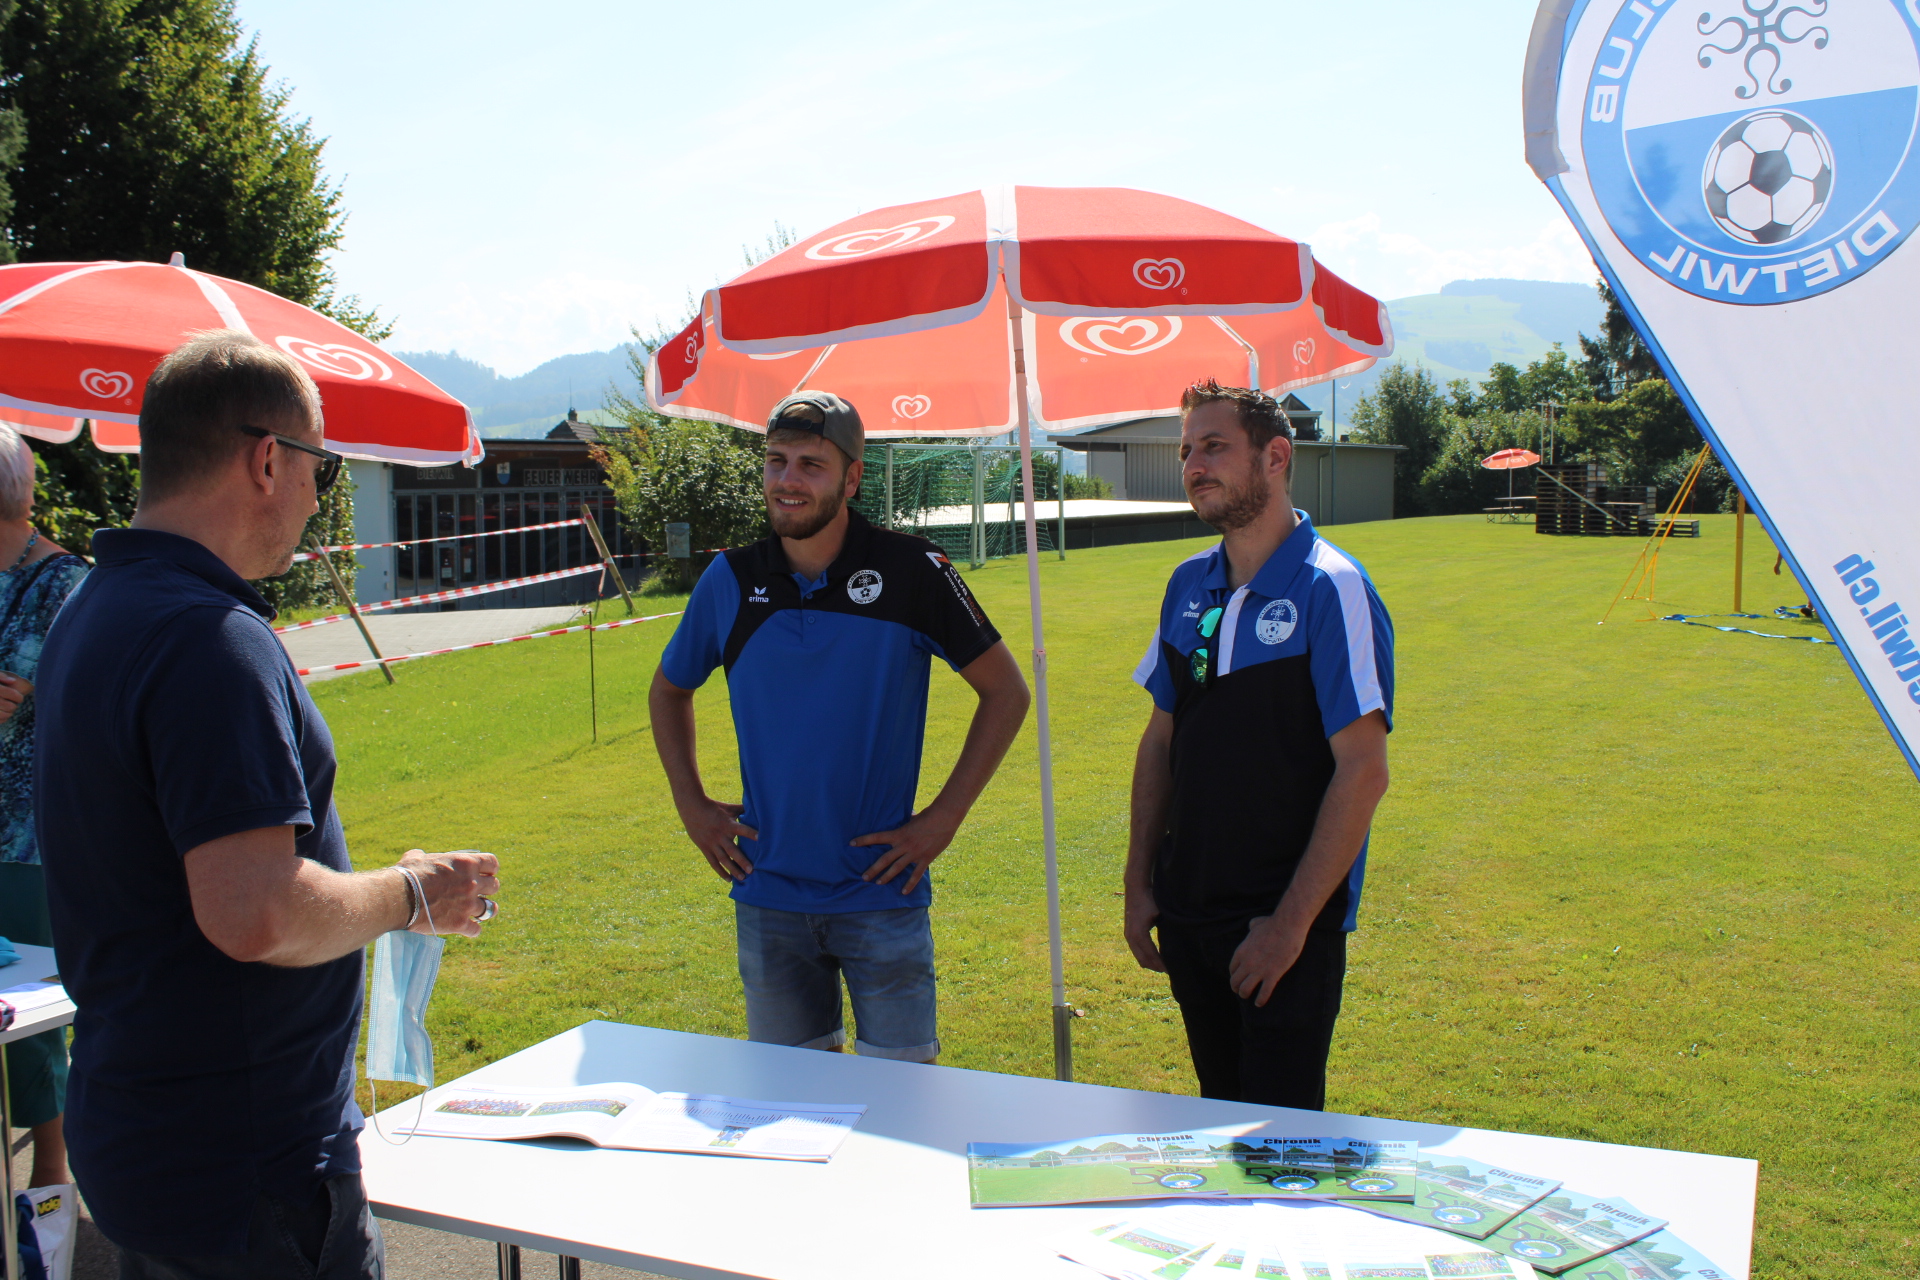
[{"x1": 1601, "y1": 444, "x2": 1712, "y2": 624}]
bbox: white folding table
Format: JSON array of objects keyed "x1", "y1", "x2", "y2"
[
  {"x1": 0, "y1": 943, "x2": 74, "y2": 1280},
  {"x1": 362, "y1": 1020, "x2": 1757, "y2": 1280}
]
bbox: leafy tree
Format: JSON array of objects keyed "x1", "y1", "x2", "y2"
[
  {"x1": 1560, "y1": 378, "x2": 1702, "y2": 490},
  {"x1": 1, "y1": 0, "x2": 383, "y2": 606},
  {"x1": 0, "y1": 0, "x2": 381, "y2": 329},
  {"x1": 593, "y1": 417, "x2": 766, "y2": 593},
  {"x1": 1478, "y1": 345, "x2": 1586, "y2": 414},
  {"x1": 1578, "y1": 279, "x2": 1659, "y2": 401},
  {"x1": 1347, "y1": 361, "x2": 1449, "y2": 516},
  {"x1": 0, "y1": 0, "x2": 19, "y2": 263},
  {"x1": 1416, "y1": 408, "x2": 1549, "y2": 514}
]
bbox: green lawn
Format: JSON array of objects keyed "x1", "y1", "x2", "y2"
[{"x1": 316, "y1": 514, "x2": 1918, "y2": 1277}]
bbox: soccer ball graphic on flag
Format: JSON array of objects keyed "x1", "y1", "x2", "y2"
[{"x1": 1702, "y1": 111, "x2": 1834, "y2": 246}]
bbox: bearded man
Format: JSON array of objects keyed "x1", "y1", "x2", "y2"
[
  {"x1": 650, "y1": 392, "x2": 1029, "y2": 1063},
  {"x1": 1125, "y1": 379, "x2": 1394, "y2": 1109}
]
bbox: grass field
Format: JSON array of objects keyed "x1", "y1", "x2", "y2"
[{"x1": 315, "y1": 514, "x2": 1919, "y2": 1277}]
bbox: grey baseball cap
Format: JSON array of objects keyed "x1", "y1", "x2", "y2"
[{"x1": 766, "y1": 391, "x2": 864, "y2": 465}]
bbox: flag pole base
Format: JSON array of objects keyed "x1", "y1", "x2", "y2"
[{"x1": 1052, "y1": 1004, "x2": 1074, "y2": 1082}]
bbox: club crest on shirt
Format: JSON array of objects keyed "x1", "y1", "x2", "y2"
[
  {"x1": 847, "y1": 569, "x2": 884, "y2": 605},
  {"x1": 1256, "y1": 598, "x2": 1298, "y2": 644}
]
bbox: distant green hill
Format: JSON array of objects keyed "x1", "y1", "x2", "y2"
[{"x1": 1291, "y1": 277, "x2": 1604, "y2": 418}]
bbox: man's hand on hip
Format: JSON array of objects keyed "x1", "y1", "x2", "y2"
[
  {"x1": 854, "y1": 807, "x2": 960, "y2": 896},
  {"x1": 1228, "y1": 913, "x2": 1310, "y2": 1007},
  {"x1": 400, "y1": 848, "x2": 500, "y2": 938},
  {"x1": 679, "y1": 796, "x2": 757, "y2": 882},
  {"x1": 1123, "y1": 883, "x2": 1166, "y2": 973}
]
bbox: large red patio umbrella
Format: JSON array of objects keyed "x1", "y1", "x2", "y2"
[
  {"x1": 0, "y1": 258, "x2": 481, "y2": 465},
  {"x1": 646, "y1": 187, "x2": 1395, "y2": 1079}
]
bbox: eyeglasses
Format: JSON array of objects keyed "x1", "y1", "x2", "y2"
[
  {"x1": 1190, "y1": 605, "x2": 1224, "y2": 685},
  {"x1": 240, "y1": 426, "x2": 343, "y2": 494}
]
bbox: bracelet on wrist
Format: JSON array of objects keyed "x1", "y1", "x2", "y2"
[{"x1": 397, "y1": 866, "x2": 424, "y2": 931}]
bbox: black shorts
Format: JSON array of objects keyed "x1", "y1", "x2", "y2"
[{"x1": 1157, "y1": 919, "x2": 1347, "y2": 1111}]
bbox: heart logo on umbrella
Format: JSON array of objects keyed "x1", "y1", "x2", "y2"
[
  {"x1": 805, "y1": 216, "x2": 957, "y2": 261},
  {"x1": 1059, "y1": 316, "x2": 1184, "y2": 357},
  {"x1": 276, "y1": 336, "x2": 394, "y2": 382},
  {"x1": 682, "y1": 336, "x2": 698, "y2": 364},
  {"x1": 1293, "y1": 339, "x2": 1315, "y2": 366},
  {"x1": 79, "y1": 368, "x2": 134, "y2": 400},
  {"x1": 892, "y1": 394, "x2": 932, "y2": 419},
  {"x1": 1132, "y1": 257, "x2": 1186, "y2": 290}
]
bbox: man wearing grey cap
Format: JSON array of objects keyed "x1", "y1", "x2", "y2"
[{"x1": 650, "y1": 392, "x2": 1030, "y2": 1063}]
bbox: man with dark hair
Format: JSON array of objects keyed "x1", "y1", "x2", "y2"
[
  {"x1": 1124, "y1": 378, "x2": 1394, "y2": 1109},
  {"x1": 35, "y1": 330, "x2": 500, "y2": 1278},
  {"x1": 650, "y1": 391, "x2": 1030, "y2": 1064}
]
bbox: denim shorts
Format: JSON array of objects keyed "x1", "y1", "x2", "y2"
[{"x1": 735, "y1": 902, "x2": 938, "y2": 1062}]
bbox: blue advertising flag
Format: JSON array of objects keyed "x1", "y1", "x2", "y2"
[{"x1": 1525, "y1": 0, "x2": 1920, "y2": 776}]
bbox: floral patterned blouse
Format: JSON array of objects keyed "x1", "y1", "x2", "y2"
[{"x1": 0, "y1": 553, "x2": 90, "y2": 865}]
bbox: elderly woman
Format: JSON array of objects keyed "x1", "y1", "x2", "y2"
[{"x1": 0, "y1": 423, "x2": 89, "y2": 1188}]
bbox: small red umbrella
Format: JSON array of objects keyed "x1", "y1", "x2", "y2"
[
  {"x1": 1481, "y1": 448, "x2": 1542, "y2": 499},
  {"x1": 0, "y1": 257, "x2": 480, "y2": 465}
]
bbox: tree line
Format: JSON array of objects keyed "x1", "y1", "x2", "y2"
[
  {"x1": 1347, "y1": 281, "x2": 1731, "y2": 518},
  {"x1": 0, "y1": 0, "x2": 379, "y2": 606}
]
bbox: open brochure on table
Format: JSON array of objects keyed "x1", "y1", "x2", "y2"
[
  {"x1": 396, "y1": 1082, "x2": 866, "y2": 1161},
  {"x1": 967, "y1": 1131, "x2": 1418, "y2": 1208},
  {"x1": 0, "y1": 976, "x2": 69, "y2": 1017}
]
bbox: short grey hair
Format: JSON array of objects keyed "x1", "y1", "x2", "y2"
[{"x1": 0, "y1": 424, "x2": 36, "y2": 523}]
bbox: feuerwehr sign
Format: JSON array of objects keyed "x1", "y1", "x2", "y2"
[{"x1": 1525, "y1": 0, "x2": 1920, "y2": 776}]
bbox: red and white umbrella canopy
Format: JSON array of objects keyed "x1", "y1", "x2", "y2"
[
  {"x1": 648, "y1": 186, "x2": 1392, "y2": 433},
  {"x1": 1481, "y1": 448, "x2": 1542, "y2": 470},
  {"x1": 0, "y1": 260, "x2": 482, "y2": 465}
]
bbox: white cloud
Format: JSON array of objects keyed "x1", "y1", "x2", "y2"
[{"x1": 1303, "y1": 213, "x2": 1598, "y2": 299}]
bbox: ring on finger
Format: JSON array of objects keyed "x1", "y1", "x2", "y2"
[{"x1": 474, "y1": 897, "x2": 499, "y2": 923}]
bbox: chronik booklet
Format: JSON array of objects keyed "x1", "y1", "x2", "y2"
[
  {"x1": 1360, "y1": 1154, "x2": 1564, "y2": 1240},
  {"x1": 967, "y1": 1132, "x2": 1419, "y2": 1208},
  {"x1": 397, "y1": 1082, "x2": 866, "y2": 1161}
]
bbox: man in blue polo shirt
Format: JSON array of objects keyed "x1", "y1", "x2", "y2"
[
  {"x1": 1125, "y1": 379, "x2": 1393, "y2": 1110},
  {"x1": 35, "y1": 332, "x2": 498, "y2": 1277},
  {"x1": 651, "y1": 392, "x2": 1029, "y2": 1063}
]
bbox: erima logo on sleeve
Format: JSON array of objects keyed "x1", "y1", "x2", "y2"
[{"x1": 749, "y1": 585, "x2": 769, "y2": 603}]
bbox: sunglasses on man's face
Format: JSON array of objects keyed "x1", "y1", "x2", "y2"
[
  {"x1": 240, "y1": 425, "x2": 343, "y2": 494},
  {"x1": 1190, "y1": 605, "x2": 1224, "y2": 685}
]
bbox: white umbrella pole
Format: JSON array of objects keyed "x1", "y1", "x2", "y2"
[{"x1": 1007, "y1": 294, "x2": 1071, "y2": 1081}]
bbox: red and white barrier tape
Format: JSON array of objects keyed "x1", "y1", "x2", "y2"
[
  {"x1": 294, "y1": 611, "x2": 684, "y2": 676},
  {"x1": 292, "y1": 517, "x2": 588, "y2": 563},
  {"x1": 273, "y1": 563, "x2": 603, "y2": 633}
]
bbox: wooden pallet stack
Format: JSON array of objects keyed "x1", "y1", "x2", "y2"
[{"x1": 1536, "y1": 462, "x2": 1609, "y2": 534}]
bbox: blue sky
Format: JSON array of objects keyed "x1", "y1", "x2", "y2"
[{"x1": 234, "y1": 0, "x2": 1592, "y2": 376}]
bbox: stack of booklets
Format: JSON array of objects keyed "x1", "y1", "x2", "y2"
[
  {"x1": 967, "y1": 1132, "x2": 1420, "y2": 1208},
  {"x1": 967, "y1": 1131, "x2": 1734, "y2": 1278},
  {"x1": 396, "y1": 1082, "x2": 865, "y2": 1161},
  {"x1": 1054, "y1": 1201, "x2": 1541, "y2": 1280}
]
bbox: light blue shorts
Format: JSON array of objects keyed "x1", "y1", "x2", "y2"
[{"x1": 735, "y1": 902, "x2": 938, "y2": 1062}]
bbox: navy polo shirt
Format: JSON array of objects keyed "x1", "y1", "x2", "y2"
[
  {"x1": 35, "y1": 530, "x2": 362, "y2": 1257},
  {"x1": 659, "y1": 511, "x2": 1001, "y2": 913},
  {"x1": 1134, "y1": 513, "x2": 1394, "y2": 931}
]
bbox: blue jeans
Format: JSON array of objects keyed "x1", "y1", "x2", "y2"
[{"x1": 735, "y1": 903, "x2": 939, "y2": 1062}]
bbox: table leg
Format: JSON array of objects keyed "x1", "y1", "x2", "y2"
[
  {"x1": 497, "y1": 1240, "x2": 521, "y2": 1279},
  {"x1": 2, "y1": 1042, "x2": 17, "y2": 1280},
  {"x1": 557, "y1": 1258, "x2": 581, "y2": 1280}
]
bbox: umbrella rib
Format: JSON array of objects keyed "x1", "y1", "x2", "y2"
[
  {"x1": 0, "y1": 261, "x2": 141, "y2": 318},
  {"x1": 1208, "y1": 317, "x2": 1260, "y2": 391},
  {"x1": 787, "y1": 345, "x2": 837, "y2": 397}
]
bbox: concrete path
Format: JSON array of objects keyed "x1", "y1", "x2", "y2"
[{"x1": 281, "y1": 605, "x2": 589, "y2": 682}]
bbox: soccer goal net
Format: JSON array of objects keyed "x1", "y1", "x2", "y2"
[{"x1": 852, "y1": 443, "x2": 1067, "y2": 568}]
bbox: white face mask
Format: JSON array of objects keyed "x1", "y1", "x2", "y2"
[{"x1": 367, "y1": 928, "x2": 443, "y2": 1089}]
